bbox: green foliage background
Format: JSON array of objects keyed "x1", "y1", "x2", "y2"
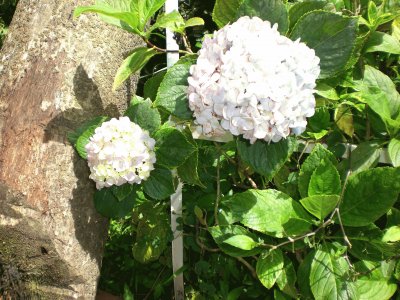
[{"x1": 0, "y1": 0, "x2": 18, "y2": 48}]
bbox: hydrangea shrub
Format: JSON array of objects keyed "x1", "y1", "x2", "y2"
[{"x1": 72, "y1": 0, "x2": 400, "y2": 298}]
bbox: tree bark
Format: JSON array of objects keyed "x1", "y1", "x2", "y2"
[{"x1": 0, "y1": 0, "x2": 142, "y2": 298}]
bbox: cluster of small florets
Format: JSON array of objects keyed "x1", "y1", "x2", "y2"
[
  {"x1": 85, "y1": 117, "x2": 156, "y2": 189},
  {"x1": 188, "y1": 16, "x2": 320, "y2": 143}
]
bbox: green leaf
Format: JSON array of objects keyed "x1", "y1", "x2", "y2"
[
  {"x1": 237, "y1": 137, "x2": 297, "y2": 180},
  {"x1": 212, "y1": 0, "x2": 244, "y2": 28},
  {"x1": 290, "y1": 11, "x2": 358, "y2": 78},
  {"x1": 334, "y1": 104, "x2": 354, "y2": 137},
  {"x1": 340, "y1": 167, "x2": 400, "y2": 226},
  {"x1": 358, "y1": 90, "x2": 400, "y2": 137},
  {"x1": 209, "y1": 225, "x2": 264, "y2": 257},
  {"x1": 353, "y1": 65, "x2": 400, "y2": 119},
  {"x1": 227, "y1": 287, "x2": 243, "y2": 300},
  {"x1": 364, "y1": 31, "x2": 400, "y2": 54},
  {"x1": 124, "y1": 96, "x2": 161, "y2": 134},
  {"x1": 337, "y1": 141, "x2": 381, "y2": 177},
  {"x1": 274, "y1": 289, "x2": 292, "y2": 300},
  {"x1": 392, "y1": 17, "x2": 400, "y2": 41},
  {"x1": 143, "y1": 166, "x2": 175, "y2": 200},
  {"x1": 227, "y1": 189, "x2": 312, "y2": 237},
  {"x1": 368, "y1": 0, "x2": 378, "y2": 24},
  {"x1": 94, "y1": 186, "x2": 137, "y2": 218},
  {"x1": 113, "y1": 47, "x2": 158, "y2": 90},
  {"x1": 315, "y1": 82, "x2": 340, "y2": 100},
  {"x1": 346, "y1": 225, "x2": 400, "y2": 261},
  {"x1": 223, "y1": 235, "x2": 259, "y2": 250},
  {"x1": 256, "y1": 249, "x2": 284, "y2": 289},
  {"x1": 344, "y1": 26, "x2": 370, "y2": 69},
  {"x1": 94, "y1": 0, "x2": 145, "y2": 34},
  {"x1": 297, "y1": 250, "x2": 315, "y2": 298},
  {"x1": 154, "y1": 126, "x2": 196, "y2": 168},
  {"x1": 185, "y1": 17, "x2": 205, "y2": 28},
  {"x1": 69, "y1": 116, "x2": 109, "y2": 159},
  {"x1": 132, "y1": 201, "x2": 170, "y2": 263},
  {"x1": 388, "y1": 138, "x2": 400, "y2": 167},
  {"x1": 273, "y1": 167, "x2": 300, "y2": 200},
  {"x1": 148, "y1": 10, "x2": 185, "y2": 34},
  {"x1": 74, "y1": 3, "x2": 140, "y2": 34},
  {"x1": 143, "y1": 70, "x2": 166, "y2": 101},
  {"x1": 149, "y1": 15, "x2": 205, "y2": 35},
  {"x1": 177, "y1": 149, "x2": 205, "y2": 187},
  {"x1": 310, "y1": 244, "x2": 358, "y2": 299},
  {"x1": 298, "y1": 144, "x2": 337, "y2": 198},
  {"x1": 131, "y1": 0, "x2": 167, "y2": 32},
  {"x1": 387, "y1": 207, "x2": 400, "y2": 228},
  {"x1": 154, "y1": 55, "x2": 196, "y2": 120},
  {"x1": 308, "y1": 160, "x2": 341, "y2": 196},
  {"x1": 300, "y1": 195, "x2": 339, "y2": 220},
  {"x1": 288, "y1": 0, "x2": 327, "y2": 31},
  {"x1": 123, "y1": 284, "x2": 134, "y2": 300},
  {"x1": 111, "y1": 184, "x2": 135, "y2": 202},
  {"x1": 395, "y1": 260, "x2": 400, "y2": 281},
  {"x1": 355, "y1": 260, "x2": 398, "y2": 300},
  {"x1": 382, "y1": 226, "x2": 400, "y2": 243},
  {"x1": 307, "y1": 107, "x2": 330, "y2": 139},
  {"x1": 237, "y1": 0, "x2": 289, "y2": 34},
  {"x1": 276, "y1": 256, "x2": 298, "y2": 298}
]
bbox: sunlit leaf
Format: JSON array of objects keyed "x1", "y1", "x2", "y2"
[
  {"x1": 388, "y1": 138, "x2": 400, "y2": 167},
  {"x1": 113, "y1": 47, "x2": 158, "y2": 90},
  {"x1": 310, "y1": 244, "x2": 358, "y2": 299},
  {"x1": 212, "y1": 0, "x2": 244, "y2": 28},
  {"x1": 340, "y1": 167, "x2": 400, "y2": 226},
  {"x1": 227, "y1": 189, "x2": 312, "y2": 237},
  {"x1": 256, "y1": 249, "x2": 284, "y2": 289}
]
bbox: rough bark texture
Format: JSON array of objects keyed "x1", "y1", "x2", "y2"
[{"x1": 0, "y1": 0, "x2": 142, "y2": 298}]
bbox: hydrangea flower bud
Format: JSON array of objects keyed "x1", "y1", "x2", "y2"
[
  {"x1": 188, "y1": 16, "x2": 320, "y2": 143},
  {"x1": 85, "y1": 117, "x2": 156, "y2": 189}
]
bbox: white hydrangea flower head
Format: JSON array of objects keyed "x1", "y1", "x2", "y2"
[
  {"x1": 188, "y1": 16, "x2": 320, "y2": 143},
  {"x1": 85, "y1": 117, "x2": 156, "y2": 189}
]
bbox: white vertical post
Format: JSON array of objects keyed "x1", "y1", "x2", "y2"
[
  {"x1": 165, "y1": 0, "x2": 180, "y2": 67},
  {"x1": 165, "y1": 1, "x2": 184, "y2": 299}
]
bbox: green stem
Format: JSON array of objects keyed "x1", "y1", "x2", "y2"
[{"x1": 214, "y1": 155, "x2": 221, "y2": 226}]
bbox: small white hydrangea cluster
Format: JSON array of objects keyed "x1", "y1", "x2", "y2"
[
  {"x1": 188, "y1": 16, "x2": 320, "y2": 143},
  {"x1": 85, "y1": 117, "x2": 156, "y2": 189}
]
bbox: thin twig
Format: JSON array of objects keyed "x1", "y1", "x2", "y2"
[
  {"x1": 335, "y1": 169, "x2": 352, "y2": 248},
  {"x1": 297, "y1": 140, "x2": 310, "y2": 169},
  {"x1": 143, "y1": 266, "x2": 167, "y2": 300},
  {"x1": 195, "y1": 221, "x2": 220, "y2": 253},
  {"x1": 336, "y1": 208, "x2": 352, "y2": 248},
  {"x1": 214, "y1": 142, "x2": 237, "y2": 165},
  {"x1": 236, "y1": 257, "x2": 257, "y2": 279},
  {"x1": 144, "y1": 38, "x2": 192, "y2": 55},
  {"x1": 246, "y1": 173, "x2": 258, "y2": 189},
  {"x1": 181, "y1": 33, "x2": 193, "y2": 53},
  {"x1": 139, "y1": 67, "x2": 168, "y2": 79},
  {"x1": 145, "y1": 39, "x2": 168, "y2": 53}
]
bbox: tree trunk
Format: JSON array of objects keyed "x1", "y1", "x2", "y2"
[{"x1": 0, "y1": 0, "x2": 142, "y2": 298}]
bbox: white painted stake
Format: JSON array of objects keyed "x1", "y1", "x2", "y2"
[
  {"x1": 165, "y1": 1, "x2": 184, "y2": 299},
  {"x1": 165, "y1": 1, "x2": 180, "y2": 68}
]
